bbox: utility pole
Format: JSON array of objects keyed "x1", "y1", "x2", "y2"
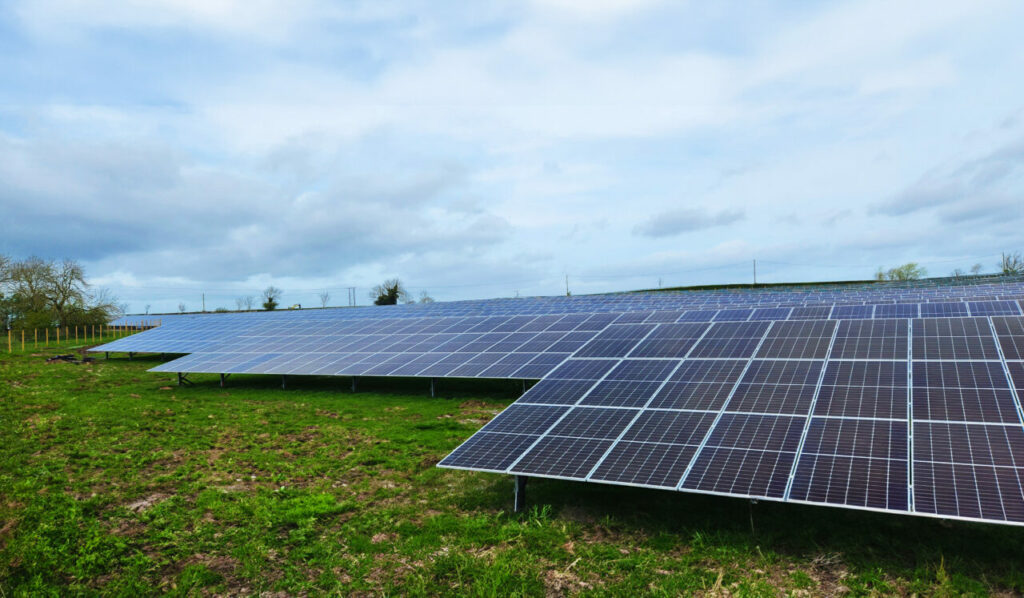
[
  {"x1": 202, "y1": 293, "x2": 206, "y2": 312},
  {"x1": 565, "y1": 274, "x2": 570, "y2": 296},
  {"x1": 753, "y1": 260, "x2": 757, "y2": 286}
]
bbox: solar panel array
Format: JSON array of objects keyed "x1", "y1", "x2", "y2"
[{"x1": 93, "y1": 278, "x2": 1024, "y2": 526}]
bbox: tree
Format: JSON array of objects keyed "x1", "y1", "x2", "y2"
[
  {"x1": 235, "y1": 297, "x2": 245, "y2": 311},
  {"x1": 319, "y1": 290, "x2": 331, "y2": 308},
  {"x1": 1, "y1": 255, "x2": 120, "y2": 328},
  {"x1": 262, "y1": 286, "x2": 282, "y2": 311},
  {"x1": 243, "y1": 295, "x2": 255, "y2": 311},
  {"x1": 951, "y1": 268, "x2": 965, "y2": 278},
  {"x1": 877, "y1": 263, "x2": 927, "y2": 281},
  {"x1": 970, "y1": 263, "x2": 984, "y2": 275},
  {"x1": 178, "y1": 303, "x2": 187, "y2": 313},
  {"x1": 370, "y1": 279, "x2": 408, "y2": 306},
  {"x1": 419, "y1": 290, "x2": 434, "y2": 304},
  {"x1": 999, "y1": 252, "x2": 1024, "y2": 275},
  {"x1": 145, "y1": 304, "x2": 151, "y2": 315},
  {"x1": 48, "y1": 259, "x2": 88, "y2": 325}
]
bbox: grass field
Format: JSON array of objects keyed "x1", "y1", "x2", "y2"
[{"x1": 3, "y1": 341, "x2": 1024, "y2": 596}]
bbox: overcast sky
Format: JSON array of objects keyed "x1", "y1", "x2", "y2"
[{"x1": 2, "y1": 0, "x2": 1024, "y2": 313}]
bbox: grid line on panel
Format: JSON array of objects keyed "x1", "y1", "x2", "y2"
[
  {"x1": 675, "y1": 320, "x2": 777, "y2": 490},
  {"x1": 503, "y1": 354, "x2": 630, "y2": 474},
  {"x1": 582, "y1": 320, "x2": 717, "y2": 481},
  {"x1": 783, "y1": 317, "x2": 842, "y2": 499},
  {"x1": 907, "y1": 318, "x2": 915, "y2": 512},
  {"x1": 501, "y1": 324, "x2": 664, "y2": 478},
  {"x1": 987, "y1": 317, "x2": 1024, "y2": 427}
]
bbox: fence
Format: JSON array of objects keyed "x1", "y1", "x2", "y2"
[{"x1": 5, "y1": 321, "x2": 161, "y2": 353}]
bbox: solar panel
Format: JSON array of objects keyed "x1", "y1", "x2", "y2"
[{"x1": 93, "y1": 276, "x2": 1024, "y2": 526}]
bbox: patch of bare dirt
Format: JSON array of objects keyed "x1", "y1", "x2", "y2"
[
  {"x1": 125, "y1": 492, "x2": 169, "y2": 513},
  {"x1": 543, "y1": 561, "x2": 594, "y2": 597},
  {"x1": 0, "y1": 517, "x2": 18, "y2": 549}
]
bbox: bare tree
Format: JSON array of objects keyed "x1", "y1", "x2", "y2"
[
  {"x1": 319, "y1": 290, "x2": 331, "y2": 308},
  {"x1": 419, "y1": 290, "x2": 434, "y2": 304},
  {"x1": 999, "y1": 252, "x2": 1024, "y2": 275},
  {"x1": 243, "y1": 295, "x2": 255, "y2": 311},
  {"x1": 145, "y1": 304, "x2": 151, "y2": 315},
  {"x1": 2, "y1": 256, "x2": 120, "y2": 327},
  {"x1": 178, "y1": 303, "x2": 187, "y2": 313},
  {"x1": 235, "y1": 297, "x2": 245, "y2": 311},
  {"x1": 262, "y1": 286, "x2": 282, "y2": 311},
  {"x1": 91, "y1": 288, "x2": 123, "y2": 318},
  {"x1": 370, "y1": 279, "x2": 408, "y2": 305},
  {"x1": 951, "y1": 268, "x2": 965, "y2": 278},
  {"x1": 0, "y1": 254, "x2": 10, "y2": 284},
  {"x1": 970, "y1": 263, "x2": 984, "y2": 275},
  {"x1": 48, "y1": 259, "x2": 88, "y2": 325}
]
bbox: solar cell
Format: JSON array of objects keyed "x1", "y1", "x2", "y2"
[
  {"x1": 992, "y1": 316, "x2": 1024, "y2": 360},
  {"x1": 680, "y1": 414, "x2": 805, "y2": 498},
  {"x1": 912, "y1": 362, "x2": 1018, "y2": 424},
  {"x1": 913, "y1": 422, "x2": 1024, "y2": 522},
  {"x1": 830, "y1": 320, "x2": 907, "y2": 360},
  {"x1": 912, "y1": 317, "x2": 1000, "y2": 360},
  {"x1": 814, "y1": 361, "x2": 907, "y2": 419},
  {"x1": 790, "y1": 418, "x2": 908, "y2": 510},
  {"x1": 756, "y1": 320, "x2": 836, "y2": 359}
]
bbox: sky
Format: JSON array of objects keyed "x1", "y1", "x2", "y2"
[{"x1": 2, "y1": 0, "x2": 1024, "y2": 313}]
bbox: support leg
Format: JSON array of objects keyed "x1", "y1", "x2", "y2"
[
  {"x1": 281, "y1": 375, "x2": 288, "y2": 390},
  {"x1": 514, "y1": 475, "x2": 529, "y2": 513},
  {"x1": 522, "y1": 379, "x2": 527, "y2": 394},
  {"x1": 105, "y1": 352, "x2": 109, "y2": 359},
  {"x1": 129, "y1": 352, "x2": 134, "y2": 361},
  {"x1": 220, "y1": 373, "x2": 228, "y2": 388},
  {"x1": 351, "y1": 376, "x2": 357, "y2": 392},
  {"x1": 430, "y1": 377, "x2": 436, "y2": 398}
]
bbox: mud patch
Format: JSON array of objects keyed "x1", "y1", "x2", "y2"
[{"x1": 125, "y1": 493, "x2": 169, "y2": 513}]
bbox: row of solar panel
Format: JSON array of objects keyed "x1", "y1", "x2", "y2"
[
  {"x1": 439, "y1": 316, "x2": 1024, "y2": 523},
  {"x1": 110, "y1": 275, "x2": 1024, "y2": 330},
  {"x1": 95, "y1": 296, "x2": 1024, "y2": 358},
  {"x1": 150, "y1": 317, "x2": 1024, "y2": 380}
]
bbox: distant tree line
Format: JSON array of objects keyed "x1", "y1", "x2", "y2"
[
  {"x1": 0, "y1": 255, "x2": 122, "y2": 330},
  {"x1": 879, "y1": 251, "x2": 1024, "y2": 281}
]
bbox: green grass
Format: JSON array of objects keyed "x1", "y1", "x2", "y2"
[{"x1": 3, "y1": 341, "x2": 1024, "y2": 596}]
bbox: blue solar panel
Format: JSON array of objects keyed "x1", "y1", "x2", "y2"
[{"x1": 96, "y1": 276, "x2": 1024, "y2": 526}]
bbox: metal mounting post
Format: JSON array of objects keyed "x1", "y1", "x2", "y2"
[
  {"x1": 522, "y1": 380, "x2": 527, "y2": 394},
  {"x1": 105, "y1": 352, "x2": 109, "y2": 359},
  {"x1": 177, "y1": 372, "x2": 193, "y2": 387},
  {"x1": 430, "y1": 377, "x2": 436, "y2": 398},
  {"x1": 128, "y1": 352, "x2": 134, "y2": 361},
  {"x1": 281, "y1": 375, "x2": 288, "y2": 390},
  {"x1": 513, "y1": 475, "x2": 529, "y2": 513},
  {"x1": 351, "y1": 376, "x2": 357, "y2": 392},
  {"x1": 220, "y1": 373, "x2": 230, "y2": 387}
]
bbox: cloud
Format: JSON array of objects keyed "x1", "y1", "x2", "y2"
[
  {"x1": 633, "y1": 208, "x2": 745, "y2": 238},
  {"x1": 872, "y1": 137, "x2": 1024, "y2": 217},
  {"x1": 4, "y1": 0, "x2": 1024, "y2": 310}
]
